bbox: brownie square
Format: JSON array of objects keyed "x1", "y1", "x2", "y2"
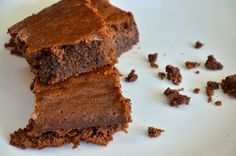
[
  {"x1": 10, "y1": 66, "x2": 131, "y2": 149},
  {"x1": 90, "y1": 0, "x2": 139, "y2": 56},
  {"x1": 6, "y1": 0, "x2": 117, "y2": 84}
]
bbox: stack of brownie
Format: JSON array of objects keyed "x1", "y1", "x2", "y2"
[{"x1": 5, "y1": 0, "x2": 139, "y2": 149}]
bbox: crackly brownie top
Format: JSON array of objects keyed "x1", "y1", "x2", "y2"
[
  {"x1": 90, "y1": 0, "x2": 133, "y2": 24},
  {"x1": 8, "y1": 0, "x2": 109, "y2": 55}
]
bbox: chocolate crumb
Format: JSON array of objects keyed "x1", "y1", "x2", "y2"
[
  {"x1": 125, "y1": 69, "x2": 138, "y2": 82},
  {"x1": 164, "y1": 88, "x2": 190, "y2": 107},
  {"x1": 207, "y1": 81, "x2": 220, "y2": 90},
  {"x1": 193, "y1": 88, "x2": 200, "y2": 94},
  {"x1": 4, "y1": 41, "x2": 22, "y2": 56},
  {"x1": 194, "y1": 41, "x2": 203, "y2": 49},
  {"x1": 148, "y1": 127, "x2": 164, "y2": 137},
  {"x1": 221, "y1": 74, "x2": 236, "y2": 98},
  {"x1": 205, "y1": 55, "x2": 223, "y2": 70},
  {"x1": 148, "y1": 53, "x2": 158, "y2": 63},
  {"x1": 185, "y1": 61, "x2": 201, "y2": 69},
  {"x1": 205, "y1": 81, "x2": 220, "y2": 103},
  {"x1": 148, "y1": 53, "x2": 158, "y2": 68},
  {"x1": 195, "y1": 71, "x2": 200, "y2": 74},
  {"x1": 165, "y1": 65, "x2": 182, "y2": 85},
  {"x1": 158, "y1": 72, "x2": 166, "y2": 80},
  {"x1": 214, "y1": 100, "x2": 222, "y2": 106}
]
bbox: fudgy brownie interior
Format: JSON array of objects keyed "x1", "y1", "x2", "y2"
[
  {"x1": 30, "y1": 66, "x2": 131, "y2": 132},
  {"x1": 6, "y1": 0, "x2": 117, "y2": 84},
  {"x1": 9, "y1": 66, "x2": 131, "y2": 149}
]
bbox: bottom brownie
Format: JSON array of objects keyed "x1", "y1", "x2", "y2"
[{"x1": 10, "y1": 120, "x2": 128, "y2": 149}]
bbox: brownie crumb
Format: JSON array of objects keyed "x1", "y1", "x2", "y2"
[
  {"x1": 165, "y1": 65, "x2": 182, "y2": 85},
  {"x1": 148, "y1": 53, "x2": 158, "y2": 63},
  {"x1": 164, "y1": 87, "x2": 190, "y2": 107},
  {"x1": 214, "y1": 100, "x2": 222, "y2": 106},
  {"x1": 193, "y1": 88, "x2": 200, "y2": 94},
  {"x1": 221, "y1": 74, "x2": 236, "y2": 97},
  {"x1": 194, "y1": 41, "x2": 203, "y2": 49},
  {"x1": 207, "y1": 81, "x2": 220, "y2": 90},
  {"x1": 158, "y1": 72, "x2": 166, "y2": 80},
  {"x1": 148, "y1": 127, "x2": 164, "y2": 137},
  {"x1": 195, "y1": 71, "x2": 200, "y2": 74},
  {"x1": 205, "y1": 55, "x2": 223, "y2": 70},
  {"x1": 205, "y1": 81, "x2": 220, "y2": 102},
  {"x1": 125, "y1": 69, "x2": 138, "y2": 82},
  {"x1": 148, "y1": 53, "x2": 158, "y2": 68},
  {"x1": 4, "y1": 41, "x2": 22, "y2": 56},
  {"x1": 185, "y1": 61, "x2": 201, "y2": 69}
]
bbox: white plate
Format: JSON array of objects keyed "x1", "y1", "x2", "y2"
[{"x1": 0, "y1": 0, "x2": 236, "y2": 155}]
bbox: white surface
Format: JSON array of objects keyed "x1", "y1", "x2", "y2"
[{"x1": 0, "y1": 0, "x2": 236, "y2": 155}]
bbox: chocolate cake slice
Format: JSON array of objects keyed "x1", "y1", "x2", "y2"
[
  {"x1": 10, "y1": 66, "x2": 131, "y2": 149},
  {"x1": 90, "y1": 0, "x2": 139, "y2": 56},
  {"x1": 6, "y1": 0, "x2": 117, "y2": 84}
]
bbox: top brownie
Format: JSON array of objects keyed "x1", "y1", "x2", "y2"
[
  {"x1": 90, "y1": 0, "x2": 139, "y2": 56},
  {"x1": 6, "y1": 0, "x2": 116, "y2": 84}
]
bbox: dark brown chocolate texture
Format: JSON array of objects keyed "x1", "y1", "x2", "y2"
[
  {"x1": 164, "y1": 88, "x2": 190, "y2": 107},
  {"x1": 6, "y1": 0, "x2": 139, "y2": 84},
  {"x1": 148, "y1": 127, "x2": 164, "y2": 137},
  {"x1": 158, "y1": 72, "x2": 166, "y2": 80},
  {"x1": 214, "y1": 100, "x2": 222, "y2": 106},
  {"x1": 165, "y1": 65, "x2": 182, "y2": 85},
  {"x1": 185, "y1": 61, "x2": 201, "y2": 69},
  {"x1": 125, "y1": 69, "x2": 138, "y2": 82},
  {"x1": 10, "y1": 120, "x2": 129, "y2": 149},
  {"x1": 148, "y1": 53, "x2": 158, "y2": 63},
  {"x1": 148, "y1": 53, "x2": 158, "y2": 68},
  {"x1": 221, "y1": 74, "x2": 236, "y2": 98},
  {"x1": 6, "y1": 0, "x2": 116, "y2": 84},
  {"x1": 90, "y1": 0, "x2": 139, "y2": 57},
  {"x1": 193, "y1": 88, "x2": 200, "y2": 94},
  {"x1": 6, "y1": 0, "x2": 139, "y2": 149},
  {"x1": 10, "y1": 66, "x2": 132, "y2": 149},
  {"x1": 194, "y1": 41, "x2": 203, "y2": 49},
  {"x1": 205, "y1": 55, "x2": 223, "y2": 70},
  {"x1": 205, "y1": 81, "x2": 220, "y2": 103}
]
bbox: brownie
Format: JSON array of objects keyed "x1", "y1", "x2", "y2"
[
  {"x1": 148, "y1": 53, "x2": 158, "y2": 63},
  {"x1": 185, "y1": 61, "x2": 201, "y2": 69},
  {"x1": 221, "y1": 74, "x2": 236, "y2": 98},
  {"x1": 10, "y1": 120, "x2": 128, "y2": 149},
  {"x1": 148, "y1": 53, "x2": 158, "y2": 68},
  {"x1": 194, "y1": 41, "x2": 203, "y2": 49},
  {"x1": 158, "y1": 72, "x2": 166, "y2": 80},
  {"x1": 10, "y1": 66, "x2": 132, "y2": 149},
  {"x1": 164, "y1": 88, "x2": 190, "y2": 107},
  {"x1": 6, "y1": 0, "x2": 117, "y2": 84},
  {"x1": 90, "y1": 0, "x2": 139, "y2": 56},
  {"x1": 214, "y1": 100, "x2": 222, "y2": 106},
  {"x1": 193, "y1": 88, "x2": 200, "y2": 94},
  {"x1": 205, "y1": 81, "x2": 220, "y2": 103},
  {"x1": 205, "y1": 55, "x2": 223, "y2": 70},
  {"x1": 125, "y1": 69, "x2": 138, "y2": 82},
  {"x1": 165, "y1": 65, "x2": 182, "y2": 85},
  {"x1": 148, "y1": 127, "x2": 164, "y2": 137}
]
